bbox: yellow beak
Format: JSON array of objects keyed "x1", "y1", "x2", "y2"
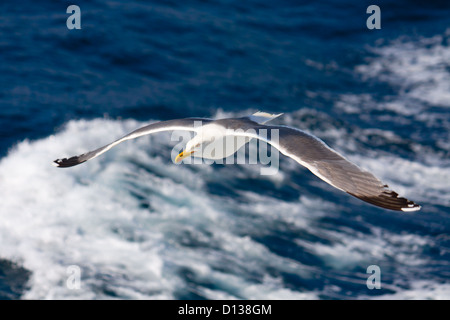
[{"x1": 175, "y1": 150, "x2": 194, "y2": 163}]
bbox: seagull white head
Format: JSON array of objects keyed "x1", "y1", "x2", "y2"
[
  {"x1": 174, "y1": 120, "x2": 233, "y2": 163},
  {"x1": 175, "y1": 136, "x2": 203, "y2": 163}
]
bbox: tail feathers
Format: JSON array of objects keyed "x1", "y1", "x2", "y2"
[{"x1": 247, "y1": 111, "x2": 283, "y2": 124}]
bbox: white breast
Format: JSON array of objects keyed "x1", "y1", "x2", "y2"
[{"x1": 192, "y1": 123, "x2": 251, "y2": 160}]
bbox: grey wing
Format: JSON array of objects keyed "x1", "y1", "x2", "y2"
[
  {"x1": 53, "y1": 118, "x2": 210, "y2": 168},
  {"x1": 231, "y1": 124, "x2": 421, "y2": 212}
]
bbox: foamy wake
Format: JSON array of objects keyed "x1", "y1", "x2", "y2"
[
  {"x1": 2, "y1": 33, "x2": 450, "y2": 297},
  {"x1": 0, "y1": 110, "x2": 448, "y2": 299},
  {"x1": 356, "y1": 32, "x2": 450, "y2": 108},
  {"x1": 0, "y1": 118, "x2": 320, "y2": 299}
]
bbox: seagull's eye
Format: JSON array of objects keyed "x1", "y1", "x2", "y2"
[{"x1": 194, "y1": 143, "x2": 201, "y2": 148}]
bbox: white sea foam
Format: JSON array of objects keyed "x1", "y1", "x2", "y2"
[
  {"x1": 356, "y1": 33, "x2": 450, "y2": 106},
  {"x1": 0, "y1": 118, "x2": 321, "y2": 299},
  {"x1": 370, "y1": 281, "x2": 450, "y2": 300},
  {"x1": 0, "y1": 104, "x2": 448, "y2": 299},
  {"x1": 333, "y1": 31, "x2": 450, "y2": 143}
]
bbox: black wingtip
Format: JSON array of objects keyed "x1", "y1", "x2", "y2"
[
  {"x1": 52, "y1": 156, "x2": 86, "y2": 168},
  {"x1": 349, "y1": 189, "x2": 421, "y2": 212}
]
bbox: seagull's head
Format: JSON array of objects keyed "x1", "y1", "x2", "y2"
[{"x1": 175, "y1": 137, "x2": 202, "y2": 163}]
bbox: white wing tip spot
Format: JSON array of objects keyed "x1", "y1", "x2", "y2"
[{"x1": 401, "y1": 204, "x2": 421, "y2": 212}]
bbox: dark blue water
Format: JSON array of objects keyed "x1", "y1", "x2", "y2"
[{"x1": 0, "y1": 0, "x2": 449, "y2": 299}]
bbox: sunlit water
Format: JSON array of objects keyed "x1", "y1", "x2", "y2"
[{"x1": 0, "y1": 0, "x2": 449, "y2": 299}]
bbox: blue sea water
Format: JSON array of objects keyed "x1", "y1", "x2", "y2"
[{"x1": 0, "y1": 0, "x2": 449, "y2": 299}]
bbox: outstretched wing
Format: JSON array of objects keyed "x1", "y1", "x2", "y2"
[
  {"x1": 227, "y1": 121, "x2": 421, "y2": 212},
  {"x1": 53, "y1": 118, "x2": 211, "y2": 168}
]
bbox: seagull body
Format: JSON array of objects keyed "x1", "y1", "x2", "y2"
[{"x1": 54, "y1": 112, "x2": 421, "y2": 212}]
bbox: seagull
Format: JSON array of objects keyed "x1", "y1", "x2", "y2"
[{"x1": 53, "y1": 112, "x2": 421, "y2": 212}]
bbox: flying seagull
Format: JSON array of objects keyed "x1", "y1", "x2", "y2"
[{"x1": 53, "y1": 112, "x2": 421, "y2": 212}]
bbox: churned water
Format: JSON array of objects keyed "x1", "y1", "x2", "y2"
[{"x1": 0, "y1": 0, "x2": 449, "y2": 299}]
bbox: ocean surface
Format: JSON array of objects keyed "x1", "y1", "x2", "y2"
[{"x1": 0, "y1": 0, "x2": 449, "y2": 299}]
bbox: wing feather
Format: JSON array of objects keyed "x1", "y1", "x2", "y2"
[
  {"x1": 53, "y1": 118, "x2": 210, "y2": 168},
  {"x1": 227, "y1": 122, "x2": 420, "y2": 212}
]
